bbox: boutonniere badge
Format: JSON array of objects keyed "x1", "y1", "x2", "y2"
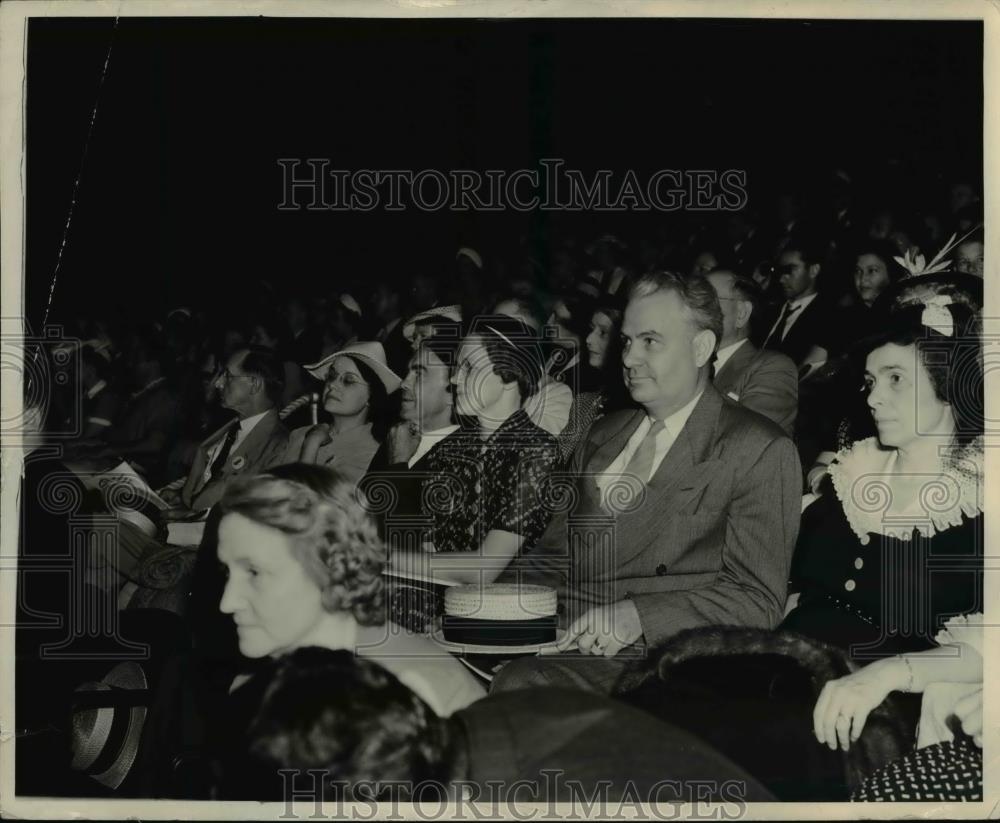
[{"x1": 231, "y1": 455, "x2": 247, "y2": 472}]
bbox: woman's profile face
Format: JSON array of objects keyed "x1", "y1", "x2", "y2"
[
  {"x1": 585, "y1": 311, "x2": 615, "y2": 369},
  {"x1": 547, "y1": 301, "x2": 580, "y2": 351},
  {"x1": 323, "y1": 355, "x2": 371, "y2": 418},
  {"x1": 218, "y1": 513, "x2": 326, "y2": 658},
  {"x1": 452, "y1": 335, "x2": 506, "y2": 419},
  {"x1": 864, "y1": 342, "x2": 953, "y2": 450}
]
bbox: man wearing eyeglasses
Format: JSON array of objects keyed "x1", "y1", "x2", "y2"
[
  {"x1": 707, "y1": 270, "x2": 798, "y2": 436},
  {"x1": 179, "y1": 346, "x2": 290, "y2": 512},
  {"x1": 759, "y1": 238, "x2": 835, "y2": 377}
]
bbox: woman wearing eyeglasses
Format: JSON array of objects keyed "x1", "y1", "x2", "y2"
[{"x1": 283, "y1": 342, "x2": 401, "y2": 485}]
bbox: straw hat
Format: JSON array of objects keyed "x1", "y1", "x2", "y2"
[
  {"x1": 70, "y1": 661, "x2": 149, "y2": 790},
  {"x1": 303, "y1": 341, "x2": 402, "y2": 393}
]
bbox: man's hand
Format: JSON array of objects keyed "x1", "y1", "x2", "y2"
[
  {"x1": 387, "y1": 421, "x2": 421, "y2": 465},
  {"x1": 552, "y1": 599, "x2": 643, "y2": 657}
]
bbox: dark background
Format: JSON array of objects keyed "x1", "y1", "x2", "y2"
[{"x1": 26, "y1": 17, "x2": 983, "y2": 326}]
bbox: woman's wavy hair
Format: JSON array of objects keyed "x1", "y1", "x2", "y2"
[
  {"x1": 854, "y1": 302, "x2": 983, "y2": 448},
  {"x1": 219, "y1": 464, "x2": 387, "y2": 626}
]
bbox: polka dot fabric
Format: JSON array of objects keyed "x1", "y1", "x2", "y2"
[{"x1": 852, "y1": 738, "x2": 982, "y2": 802}]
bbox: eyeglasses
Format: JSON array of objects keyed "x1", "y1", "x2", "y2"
[
  {"x1": 325, "y1": 371, "x2": 366, "y2": 388},
  {"x1": 219, "y1": 369, "x2": 247, "y2": 384},
  {"x1": 775, "y1": 264, "x2": 799, "y2": 276}
]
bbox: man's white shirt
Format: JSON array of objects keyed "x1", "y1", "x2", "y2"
[
  {"x1": 595, "y1": 390, "x2": 704, "y2": 504},
  {"x1": 713, "y1": 339, "x2": 748, "y2": 375},
  {"x1": 201, "y1": 410, "x2": 270, "y2": 484},
  {"x1": 767, "y1": 292, "x2": 818, "y2": 342},
  {"x1": 408, "y1": 424, "x2": 459, "y2": 468}
]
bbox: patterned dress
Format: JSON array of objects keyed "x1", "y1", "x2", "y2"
[
  {"x1": 427, "y1": 409, "x2": 559, "y2": 553},
  {"x1": 386, "y1": 409, "x2": 559, "y2": 632}
]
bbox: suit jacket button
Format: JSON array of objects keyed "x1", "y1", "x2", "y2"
[
  {"x1": 844, "y1": 579, "x2": 856, "y2": 592},
  {"x1": 656, "y1": 564, "x2": 668, "y2": 576}
]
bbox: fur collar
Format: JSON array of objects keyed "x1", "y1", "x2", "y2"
[{"x1": 829, "y1": 436, "x2": 983, "y2": 545}]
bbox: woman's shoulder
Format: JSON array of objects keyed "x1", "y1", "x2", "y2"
[
  {"x1": 359, "y1": 626, "x2": 486, "y2": 713},
  {"x1": 828, "y1": 436, "x2": 984, "y2": 545},
  {"x1": 496, "y1": 411, "x2": 559, "y2": 452}
]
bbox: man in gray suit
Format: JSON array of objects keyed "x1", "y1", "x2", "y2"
[
  {"x1": 179, "y1": 347, "x2": 290, "y2": 512},
  {"x1": 707, "y1": 269, "x2": 798, "y2": 436},
  {"x1": 494, "y1": 271, "x2": 801, "y2": 694}
]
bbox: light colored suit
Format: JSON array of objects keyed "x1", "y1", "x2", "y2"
[
  {"x1": 506, "y1": 384, "x2": 802, "y2": 649},
  {"x1": 181, "y1": 409, "x2": 289, "y2": 511},
  {"x1": 713, "y1": 340, "x2": 798, "y2": 437}
]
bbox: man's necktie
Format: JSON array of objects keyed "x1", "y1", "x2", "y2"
[
  {"x1": 622, "y1": 419, "x2": 665, "y2": 484},
  {"x1": 763, "y1": 302, "x2": 800, "y2": 349},
  {"x1": 209, "y1": 423, "x2": 239, "y2": 482}
]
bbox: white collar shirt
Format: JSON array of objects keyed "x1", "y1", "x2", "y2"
[
  {"x1": 596, "y1": 390, "x2": 704, "y2": 503},
  {"x1": 713, "y1": 339, "x2": 748, "y2": 375},
  {"x1": 202, "y1": 410, "x2": 271, "y2": 484},
  {"x1": 407, "y1": 424, "x2": 459, "y2": 468}
]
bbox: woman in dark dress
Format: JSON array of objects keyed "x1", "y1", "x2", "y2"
[
  {"x1": 782, "y1": 301, "x2": 983, "y2": 656},
  {"x1": 618, "y1": 299, "x2": 983, "y2": 801},
  {"x1": 388, "y1": 315, "x2": 559, "y2": 585}
]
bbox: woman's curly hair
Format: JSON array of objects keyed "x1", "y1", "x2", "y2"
[{"x1": 219, "y1": 463, "x2": 387, "y2": 626}]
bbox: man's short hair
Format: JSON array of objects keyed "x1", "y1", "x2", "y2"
[
  {"x1": 727, "y1": 272, "x2": 763, "y2": 316},
  {"x1": 247, "y1": 648, "x2": 453, "y2": 801},
  {"x1": 628, "y1": 271, "x2": 724, "y2": 354},
  {"x1": 419, "y1": 320, "x2": 463, "y2": 370},
  {"x1": 240, "y1": 346, "x2": 285, "y2": 406},
  {"x1": 781, "y1": 234, "x2": 828, "y2": 268}
]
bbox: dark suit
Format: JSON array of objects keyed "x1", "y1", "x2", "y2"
[
  {"x1": 181, "y1": 409, "x2": 289, "y2": 511},
  {"x1": 759, "y1": 296, "x2": 836, "y2": 367},
  {"x1": 713, "y1": 341, "x2": 798, "y2": 437},
  {"x1": 494, "y1": 385, "x2": 801, "y2": 693}
]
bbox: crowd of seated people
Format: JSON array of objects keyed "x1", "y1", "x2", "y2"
[{"x1": 12, "y1": 170, "x2": 986, "y2": 804}]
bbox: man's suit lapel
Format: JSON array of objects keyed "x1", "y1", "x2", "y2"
[
  {"x1": 714, "y1": 341, "x2": 758, "y2": 396},
  {"x1": 579, "y1": 409, "x2": 646, "y2": 512},
  {"x1": 227, "y1": 409, "x2": 280, "y2": 473},
  {"x1": 613, "y1": 387, "x2": 724, "y2": 566},
  {"x1": 189, "y1": 417, "x2": 238, "y2": 495}
]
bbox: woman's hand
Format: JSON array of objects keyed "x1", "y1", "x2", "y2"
[
  {"x1": 955, "y1": 688, "x2": 983, "y2": 747},
  {"x1": 300, "y1": 423, "x2": 332, "y2": 463},
  {"x1": 813, "y1": 656, "x2": 909, "y2": 751}
]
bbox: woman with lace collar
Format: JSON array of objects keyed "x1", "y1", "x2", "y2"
[{"x1": 782, "y1": 300, "x2": 983, "y2": 660}]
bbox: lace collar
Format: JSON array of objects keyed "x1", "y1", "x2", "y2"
[{"x1": 829, "y1": 436, "x2": 983, "y2": 545}]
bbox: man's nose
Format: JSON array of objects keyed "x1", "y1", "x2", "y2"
[{"x1": 622, "y1": 345, "x2": 640, "y2": 369}]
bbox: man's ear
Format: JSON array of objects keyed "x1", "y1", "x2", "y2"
[
  {"x1": 248, "y1": 373, "x2": 263, "y2": 396},
  {"x1": 692, "y1": 329, "x2": 717, "y2": 368},
  {"x1": 736, "y1": 300, "x2": 753, "y2": 330},
  {"x1": 808, "y1": 263, "x2": 821, "y2": 283}
]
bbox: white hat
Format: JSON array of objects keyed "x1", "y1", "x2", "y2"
[
  {"x1": 303, "y1": 341, "x2": 401, "y2": 393},
  {"x1": 402, "y1": 304, "x2": 463, "y2": 342},
  {"x1": 456, "y1": 247, "x2": 483, "y2": 269},
  {"x1": 339, "y1": 293, "x2": 363, "y2": 317}
]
